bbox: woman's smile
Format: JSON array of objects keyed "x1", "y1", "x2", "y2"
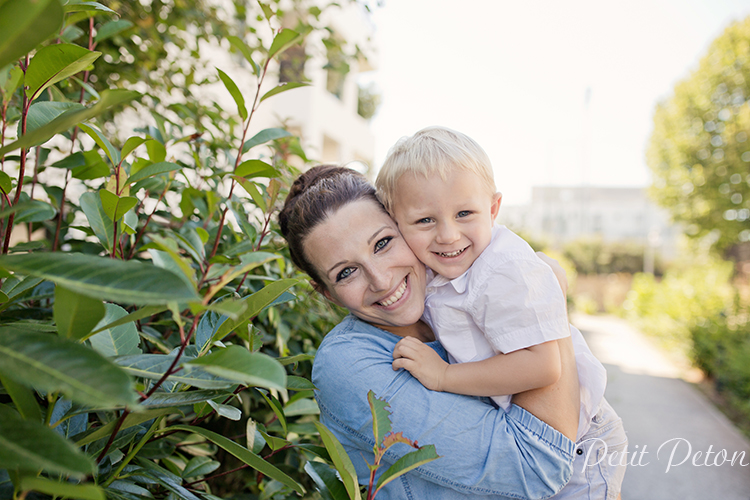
[{"x1": 303, "y1": 198, "x2": 427, "y2": 332}]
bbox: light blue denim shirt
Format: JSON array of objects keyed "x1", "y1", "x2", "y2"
[{"x1": 312, "y1": 314, "x2": 575, "y2": 500}]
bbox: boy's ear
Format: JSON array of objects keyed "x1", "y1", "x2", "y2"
[{"x1": 490, "y1": 192, "x2": 502, "y2": 222}]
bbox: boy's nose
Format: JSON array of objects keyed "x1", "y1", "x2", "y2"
[{"x1": 436, "y1": 221, "x2": 460, "y2": 244}]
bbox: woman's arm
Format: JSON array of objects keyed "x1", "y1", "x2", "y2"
[{"x1": 313, "y1": 319, "x2": 576, "y2": 499}]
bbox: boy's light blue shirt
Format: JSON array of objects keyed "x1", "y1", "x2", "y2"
[{"x1": 312, "y1": 314, "x2": 575, "y2": 500}]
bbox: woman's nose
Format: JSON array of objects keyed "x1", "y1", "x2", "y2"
[{"x1": 366, "y1": 266, "x2": 391, "y2": 292}]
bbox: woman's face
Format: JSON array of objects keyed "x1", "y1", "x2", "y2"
[{"x1": 303, "y1": 198, "x2": 427, "y2": 333}]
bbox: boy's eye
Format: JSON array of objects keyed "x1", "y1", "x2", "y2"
[
  {"x1": 416, "y1": 217, "x2": 433, "y2": 224},
  {"x1": 336, "y1": 267, "x2": 355, "y2": 282},
  {"x1": 374, "y1": 236, "x2": 392, "y2": 252},
  {"x1": 457, "y1": 210, "x2": 472, "y2": 218}
]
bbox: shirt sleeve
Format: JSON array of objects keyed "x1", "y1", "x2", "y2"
[
  {"x1": 312, "y1": 324, "x2": 575, "y2": 499},
  {"x1": 468, "y1": 256, "x2": 571, "y2": 354}
]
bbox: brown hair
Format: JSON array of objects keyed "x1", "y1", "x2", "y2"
[{"x1": 278, "y1": 165, "x2": 384, "y2": 289}]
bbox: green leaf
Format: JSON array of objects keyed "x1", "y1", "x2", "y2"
[
  {"x1": 0, "y1": 89, "x2": 140, "y2": 158},
  {"x1": 148, "y1": 240, "x2": 196, "y2": 288},
  {"x1": 0, "y1": 415, "x2": 95, "y2": 479},
  {"x1": 268, "y1": 29, "x2": 302, "y2": 60},
  {"x1": 368, "y1": 390, "x2": 392, "y2": 448},
  {"x1": 187, "y1": 346, "x2": 286, "y2": 391},
  {"x1": 314, "y1": 422, "x2": 361, "y2": 500},
  {"x1": 2, "y1": 65, "x2": 24, "y2": 105},
  {"x1": 0, "y1": 0, "x2": 63, "y2": 70},
  {"x1": 121, "y1": 135, "x2": 146, "y2": 159},
  {"x1": 88, "y1": 305, "x2": 166, "y2": 337},
  {"x1": 164, "y1": 425, "x2": 304, "y2": 494},
  {"x1": 99, "y1": 190, "x2": 138, "y2": 222},
  {"x1": 73, "y1": 150, "x2": 110, "y2": 180},
  {"x1": 24, "y1": 101, "x2": 84, "y2": 142},
  {"x1": 233, "y1": 176, "x2": 267, "y2": 211},
  {"x1": 212, "y1": 279, "x2": 298, "y2": 345},
  {"x1": 79, "y1": 190, "x2": 113, "y2": 251},
  {"x1": 287, "y1": 375, "x2": 316, "y2": 391},
  {"x1": 25, "y1": 43, "x2": 101, "y2": 101},
  {"x1": 0, "y1": 200, "x2": 56, "y2": 223},
  {"x1": 284, "y1": 397, "x2": 319, "y2": 417},
  {"x1": 260, "y1": 81, "x2": 309, "y2": 103},
  {"x1": 114, "y1": 354, "x2": 234, "y2": 389},
  {"x1": 0, "y1": 325, "x2": 136, "y2": 407},
  {"x1": 94, "y1": 19, "x2": 134, "y2": 42},
  {"x1": 79, "y1": 123, "x2": 120, "y2": 168},
  {"x1": 64, "y1": 0, "x2": 117, "y2": 14},
  {"x1": 258, "y1": 391, "x2": 287, "y2": 434},
  {"x1": 0, "y1": 252, "x2": 200, "y2": 305},
  {"x1": 19, "y1": 477, "x2": 104, "y2": 500},
  {"x1": 207, "y1": 399, "x2": 241, "y2": 420},
  {"x1": 75, "y1": 408, "x2": 177, "y2": 446},
  {"x1": 125, "y1": 161, "x2": 181, "y2": 186},
  {"x1": 182, "y1": 456, "x2": 220, "y2": 478},
  {"x1": 88, "y1": 303, "x2": 142, "y2": 357},
  {"x1": 241, "y1": 127, "x2": 291, "y2": 154},
  {"x1": 227, "y1": 35, "x2": 259, "y2": 76},
  {"x1": 0, "y1": 374, "x2": 42, "y2": 421},
  {"x1": 235, "y1": 159, "x2": 278, "y2": 179},
  {"x1": 374, "y1": 445, "x2": 441, "y2": 494},
  {"x1": 145, "y1": 139, "x2": 166, "y2": 163},
  {"x1": 305, "y1": 461, "x2": 350, "y2": 500},
  {"x1": 142, "y1": 389, "x2": 229, "y2": 408},
  {"x1": 217, "y1": 68, "x2": 247, "y2": 121},
  {"x1": 0, "y1": 170, "x2": 11, "y2": 194},
  {"x1": 54, "y1": 285, "x2": 106, "y2": 340}
]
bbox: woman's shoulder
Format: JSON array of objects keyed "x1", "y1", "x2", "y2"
[{"x1": 318, "y1": 315, "x2": 397, "y2": 354}]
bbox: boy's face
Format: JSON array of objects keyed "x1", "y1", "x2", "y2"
[{"x1": 390, "y1": 168, "x2": 502, "y2": 280}]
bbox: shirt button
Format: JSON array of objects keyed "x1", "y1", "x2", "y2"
[
  {"x1": 427, "y1": 287, "x2": 435, "y2": 293},
  {"x1": 576, "y1": 448, "x2": 583, "y2": 455}
]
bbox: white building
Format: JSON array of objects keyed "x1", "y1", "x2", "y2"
[
  {"x1": 252, "y1": 1, "x2": 378, "y2": 169},
  {"x1": 500, "y1": 186, "x2": 681, "y2": 259}
]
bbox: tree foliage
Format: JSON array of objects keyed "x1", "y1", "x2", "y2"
[{"x1": 647, "y1": 16, "x2": 750, "y2": 253}]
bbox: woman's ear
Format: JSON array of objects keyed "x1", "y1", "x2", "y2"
[{"x1": 311, "y1": 280, "x2": 342, "y2": 307}]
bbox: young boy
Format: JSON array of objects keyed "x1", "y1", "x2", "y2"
[{"x1": 376, "y1": 126, "x2": 627, "y2": 500}]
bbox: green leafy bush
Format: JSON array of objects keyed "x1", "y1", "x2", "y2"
[{"x1": 0, "y1": 1, "x2": 357, "y2": 498}]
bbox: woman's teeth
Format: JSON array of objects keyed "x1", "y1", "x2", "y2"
[
  {"x1": 378, "y1": 277, "x2": 407, "y2": 307},
  {"x1": 438, "y1": 247, "x2": 467, "y2": 258}
]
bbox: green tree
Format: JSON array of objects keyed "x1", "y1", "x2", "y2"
[{"x1": 647, "y1": 16, "x2": 750, "y2": 253}]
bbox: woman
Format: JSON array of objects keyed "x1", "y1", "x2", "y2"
[{"x1": 279, "y1": 165, "x2": 581, "y2": 499}]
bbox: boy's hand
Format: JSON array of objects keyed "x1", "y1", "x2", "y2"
[{"x1": 392, "y1": 336, "x2": 449, "y2": 392}]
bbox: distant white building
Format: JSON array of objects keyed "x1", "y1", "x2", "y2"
[
  {"x1": 253, "y1": 1, "x2": 378, "y2": 168},
  {"x1": 500, "y1": 186, "x2": 681, "y2": 259}
]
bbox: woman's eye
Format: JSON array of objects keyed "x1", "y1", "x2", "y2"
[
  {"x1": 336, "y1": 267, "x2": 355, "y2": 282},
  {"x1": 457, "y1": 210, "x2": 472, "y2": 218},
  {"x1": 374, "y1": 236, "x2": 392, "y2": 252}
]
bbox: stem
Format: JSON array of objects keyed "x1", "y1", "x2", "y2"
[
  {"x1": 110, "y1": 220, "x2": 118, "y2": 258},
  {"x1": 143, "y1": 313, "x2": 201, "y2": 400},
  {"x1": 101, "y1": 415, "x2": 164, "y2": 488},
  {"x1": 184, "y1": 464, "x2": 249, "y2": 488},
  {"x1": 96, "y1": 408, "x2": 131, "y2": 463},
  {"x1": 2, "y1": 55, "x2": 30, "y2": 255},
  {"x1": 205, "y1": 54, "x2": 272, "y2": 266},
  {"x1": 128, "y1": 185, "x2": 168, "y2": 259},
  {"x1": 52, "y1": 169, "x2": 70, "y2": 251}
]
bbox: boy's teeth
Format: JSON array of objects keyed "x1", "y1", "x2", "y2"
[
  {"x1": 379, "y1": 277, "x2": 407, "y2": 307},
  {"x1": 439, "y1": 248, "x2": 465, "y2": 258}
]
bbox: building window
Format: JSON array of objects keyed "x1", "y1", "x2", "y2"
[
  {"x1": 323, "y1": 36, "x2": 349, "y2": 99},
  {"x1": 278, "y1": 44, "x2": 307, "y2": 83}
]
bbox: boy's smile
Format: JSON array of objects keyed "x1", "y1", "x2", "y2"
[{"x1": 390, "y1": 169, "x2": 502, "y2": 280}]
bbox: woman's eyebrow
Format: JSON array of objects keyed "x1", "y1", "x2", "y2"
[{"x1": 367, "y1": 226, "x2": 390, "y2": 245}]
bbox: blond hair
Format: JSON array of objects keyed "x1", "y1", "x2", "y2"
[{"x1": 376, "y1": 126, "x2": 496, "y2": 212}]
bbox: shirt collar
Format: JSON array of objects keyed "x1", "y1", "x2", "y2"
[{"x1": 426, "y1": 267, "x2": 470, "y2": 294}]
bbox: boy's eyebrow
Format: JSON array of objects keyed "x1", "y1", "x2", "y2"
[{"x1": 327, "y1": 226, "x2": 391, "y2": 275}]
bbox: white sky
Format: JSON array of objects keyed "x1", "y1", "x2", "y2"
[{"x1": 366, "y1": 0, "x2": 750, "y2": 205}]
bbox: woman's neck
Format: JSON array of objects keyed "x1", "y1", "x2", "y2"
[{"x1": 377, "y1": 320, "x2": 435, "y2": 343}]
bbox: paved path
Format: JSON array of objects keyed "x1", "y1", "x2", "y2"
[{"x1": 571, "y1": 313, "x2": 750, "y2": 500}]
